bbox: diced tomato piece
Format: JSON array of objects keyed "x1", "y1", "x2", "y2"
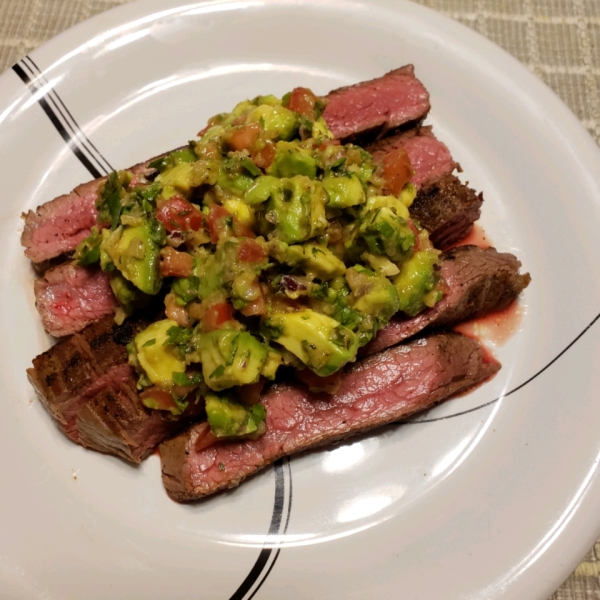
[
  {"x1": 193, "y1": 422, "x2": 219, "y2": 452},
  {"x1": 160, "y1": 247, "x2": 194, "y2": 278},
  {"x1": 382, "y1": 147, "x2": 413, "y2": 196},
  {"x1": 228, "y1": 123, "x2": 261, "y2": 152},
  {"x1": 202, "y1": 302, "x2": 234, "y2": 332},
  {"x1": 140, "y1": 387, "x2": 180, "y2": 412},
  {"x1": 296, "y1": 369, "x2": 342, "y2": 395},
  {"x1": 240, "y1": 293, "x2": 267, "y2": 317},
  {"x1": 156, "y1": 196, "x2": 204, "y2": 233},
  {"x1": 238, "y1": 239, "x2": 266, "y2": 263},
  {"x1": 287, "y1": 87, "x2": 318, "y2": 119},
  {"x1": 207, "y1": 205, "x2": 232, "y2": 243},
  {"x1": 235, "y1": 379, "x2": 265, "y2": 405},
  {"x1": 252, "y1": 140, "x2": 276, "y2": 169}
]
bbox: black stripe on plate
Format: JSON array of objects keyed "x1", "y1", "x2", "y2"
[
  {"x1": 12, "y1": 56, "x2": 293, "y2": 599},
  {"x1": 12, "y1": 59, "x2": 110, "y2": 179},
  {"x1": 22, "y1": 56, "x2": 114, "y2": 175},
  {"x1": 246, "y1": 458, "x2": 293, "y2": 600},
  {"x1": 229, "y1": 457, "x2": 293, "y2": 600},
  {"x1": 412, "y1": 309, "x2": 600, "y2": 423}
]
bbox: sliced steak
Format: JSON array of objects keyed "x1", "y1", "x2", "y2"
[
  {"x1": 160, "y1": 333, "x2": 499, "y2": 502},
  {"x1": 411, "y1": 174, "x2": 483, "y2": 249},
  {"x1": 27, "y1": 313, "x2": 200, "y2": 462},
  {"x1": 21, "y1": 187, "x2": 101, "y2": 265},
  {"x1": 364, "y1": 246, "x2": 531, "y2": 356},
  {"x1": 34, "y1": 263, "x2": 118, "y2": 337},
  {"x1": 366, "y1": 126, "x2": 457, "y2": 189},
  {"x1": 20, "y1": 152, "x2": 167, "y2": 268},
  {"x1": 323, "y1": 65, "x2": 430, "y2": 144}
]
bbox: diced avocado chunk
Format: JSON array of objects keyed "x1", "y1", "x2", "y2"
[
  {"x1": 192, "y1": 251, "x2": 223, "y2": 301},
  {"x1": 346, "y1": 266, "x2": 400, "y2": 323},
  {"x1": 149, "y1": 147, "x2": 198, "y2": 173},
  {"x1": 102, "y1": 221, "x2": 161, "y2": 295},
  {"x1": 217, "y1": 159, "x2": 255, "y2": 196},
  {"x1": 284, "y1": 243, "x2": 346, "y2": 280},
  {"x1": 109, "y1": 271, "x2": 148, "y2": 312},
  {"x1": 361, "y1": 252, "x2": 400, "y2": 277},
  {"x1": 267, "y1": 142, "x2": 317, "y2": 179},
  {"x1": 170, "y1": 147, "x2": 197, "y2": 165},
  {"x1": 223, "y1": 197, "x2": 256, "y2": 228},
  {"x1": 205, "y1": 392, "x2": 266, "y2": 438},
  {"x1": 264, "y1": 176, "x2": 328, "y2": 244},
  {"x1": 134, "y1": 319, "x2": 187, "y2": 388},
  {"x1": 157, "y1": 162, "x2": 195, "y2": 194},
  {"x1": 247, "y1": 104, "x2": 298, "y2": 141},
  {"x1": 364, "y1": 195, "x2": 409, "y2": 220},
  {"x1": 193, "y1": 330, "x2": 268, "y2": 391},
  {"x1": 261, "y1": 349, "x2": 282, "y2": 380},
  {"x1": 244, "y1": 176, "x2": 281, "y2": 206},
  {"x1": 261, "y1": 309, "x2": 358, "y2": 376},
  {"x1": 358, "y1": 207, "x2": 415, "y2": 263},
  {"x1": 311, "y1": 117, "x2": 334, "y2": 140},
  {"x1": 323, "y1": 174, "x2": 366, "y2": 209},
  {"x1": 393, "y1": 248, "x2": 442, "y2": 316}
]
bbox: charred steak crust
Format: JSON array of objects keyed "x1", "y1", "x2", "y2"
[
  {"x1": 160, "y1": 333, "x2": 500, "y2": 502},
  {"x1": 364, "y1": 246, "x2": 531, "y2": 356},
  {"x1": 27, "y1": 310, "x2": 201, "y2": 463},
  {"x1": 410, "y1": 174, "x2": 483, "y2": 250}
]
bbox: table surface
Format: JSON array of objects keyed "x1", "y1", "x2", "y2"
[{"x1": 1, "y1": 0, "x2": 599, "y2": 598}]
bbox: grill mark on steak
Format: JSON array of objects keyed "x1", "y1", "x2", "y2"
[
  {"x1": 363, "y1": 246, "x2": 531, "y2": 356},
  {"x1": 411, "y1": 174, "x2": 484, "y2": 250},
  {"x1": 160, "y1": 333, "x2": 499, "y2": 502},
  {"x1": 27, "y1": 310, "x2": 202, "y2": 462},
  {"x1": 323, "y1": 65, "x2": 430, "y2": 145}
]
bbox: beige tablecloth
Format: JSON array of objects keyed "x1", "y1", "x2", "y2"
[{"x1": 1, "y1": 1, "x2": 598, "y2": 598}]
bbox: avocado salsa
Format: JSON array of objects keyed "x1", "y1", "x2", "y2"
[{"x1": 74, "y1": 87, "x2": 443, "y2": 440}]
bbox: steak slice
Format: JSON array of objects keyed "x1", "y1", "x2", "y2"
[
  {"x1": 364, "y1": 246, "x2": 531, "y2": 356},
  {"x1": 366, "y1": 126, "x2": 457, "y2": 189},
  {"x1": 160, "y1": 333, "x2": 499, "y2": 502},
  {"x1": 34, "y1": 263, "x2": 118, "y2": 337},
  {"x1": 27, "y1": 312, "x2": 201, "y2": 462},
  {"x1": 323, "y1": 65, "x2": 430, "y2": 144},
  {"x1": 21, "y1": 153, "x2": 165, "y2": 268},
  {"x1": 21, "y1": 187, "x2": 101, "y2": 266},
  {"x1": 411, "y1": 174, "x2": 483, "y2": 249}
]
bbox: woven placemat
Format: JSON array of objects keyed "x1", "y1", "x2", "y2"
[{"x1": 1, "y1": 1, "x2": 598, "y2": 598}]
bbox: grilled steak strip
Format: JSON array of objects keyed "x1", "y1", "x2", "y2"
[
  {"x1": 160, "y1": 333, "x2": 499, "y2": 502},
  {"x1": 365, "y1": 126, "x2": 457, "y2": 189},
  {"x1": 411, "y1": 174, "x2": 483, "y2": 250},
  {"x1": 34, "y1": 263, "x2": 118, "y2": 337},
  {"x1": 323, "y1": 65, "x2": 430, "y2": 144},
  {"x1": 364, "y1": 246, "x2": 531, "y2": 356},
  {"x1": 27, "y1": 312, "x2": 202, "y2": 462},
  {"x1": 21, "y1": 154, "x2": 163, "y2": 268}
]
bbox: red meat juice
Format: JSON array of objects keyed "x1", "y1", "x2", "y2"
[{"x1": 451, "y1": 223, "x2": 524, "y2": 348}]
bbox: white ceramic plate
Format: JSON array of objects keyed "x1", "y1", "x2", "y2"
[{"x1": 1, "y1": 1, "x2": 600, "y2": 598}]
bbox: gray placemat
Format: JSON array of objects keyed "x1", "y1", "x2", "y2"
[{"x1": 1, "y1": 1, "x2": 598, "y2": 598}]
